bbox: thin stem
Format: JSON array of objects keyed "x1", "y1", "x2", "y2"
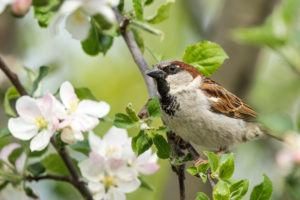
[
  {"x1": 0, "y1": 57, "x2": 27, "y2": 95},
  {"x1": 25, "y1": 174, "x2": 72, "y2": 184},
  {"x1": 114, "y1": 9, "x2": 157, "y2": 98},
  {"x1": 50, "y1": 138, "x2": 93, "y2": 200},
  {"x1": 272, "y1": 48, "x2": 300, "y2": 76}
]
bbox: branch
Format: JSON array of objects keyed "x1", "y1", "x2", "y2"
[
  {"x1": 25, "y1": 174, "x2": 72, "y2": 184},
  {"x1": 114, "y1": 9, "x2": 156, "y2": 98},
  {"x1": 50, "y1": 138, "x2": 93, "y2": 200},
  {"x1": 0, "y1": 57, "x2": 27, "y2": 95}
]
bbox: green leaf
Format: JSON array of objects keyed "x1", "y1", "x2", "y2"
[
  {"x1": 0, "y1": 128, "x2": 10, "y2": 139},
  {"x1": 118, "y1": 0, "x2": 125, "y2": 11},
  {"x1": 153, "y1": 134, "x2": 170, "y2": 159},
  {"x1": 195, "y1": 192, "x2": 210, "y2": 200},
  {"x1": 42, "y1": 154, "x2": 69, "y2": 175},
  {"x1": 213, "y1": 181, "x2": 230, "y2": 200},
  {"x1": 81, "y1": 21, "x2": 114, "y2": 56},
  {"x1": 186, "y1": 166, "x2": 198, "y2": 176},
  {"x1": 132, "y1": 131, "x2": 153, "y2": 155},
  {"x1": 204, "y1": 151, "x2": 219, "y2": 172},
  {"x1": 219, "y1": 153, "x2": 235, "y2": 180},
  {"x1": 132, "y1": 0, "x2": 143, "y2": 20},
  {"x1": 4, "y1": 87, "x2": 20, "y2": 117},
  {"x1": 182, "y1": 41, "x2": 229, "y2": 76},
  {"x1": 250, "y1": 175, "x2": 273, "y2": 200},
  {"x1": 8, "y1": 147, "x2": 23, "y2": 166},
  {"x1": 29, "y1": 147, "x2": 48, "y2": 158},
  {"x1": 75, "y1": 88, "x2": 97, "y2": 101},
  {"x1": 139, "y1": 177, "x2": 154, "y2": 191},
  {"x1": 24, "y1": 186, "x2": 39, "y2": 199},
  {"x1": 32, "y1": 0, "x2": 62, "y2": 27},
  {"x1": 145, "y1": 0, "x2": 154, "y2": 6},
  {"x1": 32, "y1": 66, "x2": 49, "y2": 93},
  {"x1": 93, "y1": 14, "x2": 113, "y2": 30},
  {"x1": 147, "y1": 98, "x2": 161, "y2": 117},
  {"x1": 132, "y1": 20, "x2": 164, "y2": 36},
  {"x1": 230, "y1": 179, "x2": 249, "y2": 200},
  {"x1": 114, "y1": 113, "x2": 137, "y2": 129},
  {"x1": 147, "y1": 1, "x2": 174, "y2": 24},
  {"x1": 0, "y1": 181, "x2": 9, "y2": 191},
  {"x1": 126, "y1": 103, "x2": 140, "y2": 122},
  {"x1": 27, "y1": 162, "x2": 46, "y2": 176},
  {"x1": 70, "y1": 140, "x2": 90, "y2": 155}
]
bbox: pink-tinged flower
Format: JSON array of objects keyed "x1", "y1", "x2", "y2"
[
  {"x1": 0, "y1": 0, "x2": 31, "y2": 16},
  {"x1": 52, "y1": 0, "x2": 120, "y2": 40},
  {"x1": 59, "y1": 81, "x2": 110, "y2": 144},
  {"x1": 0, "y1": 143, "x2": 26, "y2": 173},
  {"x1": 79, "y1": 152, "x2": 140, "y2": 200},
  {"x1": 276, "y1": 133, "x2": 300, "y2": 171},
  {"x1": 8, "y1": 94, "x2": 62, "y2": 151},
  {"x1": 132, "y1": 150, "x2": 159, "y2": 175}
]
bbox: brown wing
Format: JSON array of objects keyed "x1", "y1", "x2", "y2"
[{"x1": 200, "y1": 78, "x2": 256, "y2": 121}]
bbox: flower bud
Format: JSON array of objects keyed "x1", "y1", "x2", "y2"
[{"x1": 11, "y1": 0, "x2": 32, "y2": 17}]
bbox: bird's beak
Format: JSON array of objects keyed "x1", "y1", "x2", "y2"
[{"x1": 146, "y1": 68, "x2": 166, "y2": 79}]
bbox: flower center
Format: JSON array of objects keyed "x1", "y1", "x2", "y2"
[
  {"x1": 102, "y1": 175, "x2": 117, "y2": 191},
  {"x1": 74, "y1": 10, "x2": 87, "y2": 24},
  {"x1": 106, "y1": 146, "x2": 119, "y2": 157},
  {"x1": 69, "y1": 100, "x2": 79, "y2": 113},
  {"x1": 35, "y1": 117, "x2": 48, "y2": 130}
]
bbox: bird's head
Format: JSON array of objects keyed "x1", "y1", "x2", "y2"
[{"x1": 147, "y1": 61, "x2": 202, "y2": 96}]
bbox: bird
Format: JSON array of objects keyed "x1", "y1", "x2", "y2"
[{"x1": 146, "y1": 60, "x2": 281, "y2": 153}]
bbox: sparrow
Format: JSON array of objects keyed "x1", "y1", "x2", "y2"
[{"x1": 147, "y1": 60, "x2": 280, "y2": 152}]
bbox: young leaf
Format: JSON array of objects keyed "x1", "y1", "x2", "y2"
[
  {"x1": 132, "y1": 20, "x2": 164, "y2": 36},
  {"x1": 132, "y1": 0, "x2": 143, "y2": 20},
  {"x1": 114, "y1": 113, "x2": 137, "y2": 128},
  {"x1": 182, "y1": 41, "x2": 229, "y2": 76},
  {"x1": 250, "y1": 175, "x2": 273, "y2": 200},
  {"x1": 153, "y1": 134, "x2": 170, "y2": 159},
  {"x1": 4, "y1": 87, "x2": 20, "y2": 117},
  {"x1": 219, "y1": 153, "x2": 235, "y2": 180},
  {"x1": 213, "y1": 181, "x2": 230, "y2": 200},
  {"x1": 230, "y1": 179, "x2": 249, "y2": 200},
  {"x1": 204, "y1": 151, "x2": 219, "y2": 172},
  {"x1": 27, "y1": 162, "x2": 46, "y2": 176},
  {"x1": 147, "y1": 1, "x2": 174, "y2": 24},
  {"x1": 70, "y1": 140, "x2": 90, "y2": 155},
  {"x1": 32, "y1": 66, "x2": 49, "y2": 93},
  {"x1": 132, "y1": 131, "x2": 153, "y2": 155},
  {"x1": 8, "y1": 147, "x2": 23, "y2": 165},
  {"x1": 147, "y1": 98, "x2": 161, "y2": 117},
  {"x1": 195, "y1": 192, "x2": 210, "y2": 200},
  {"x1": 81, "y1": 21, "x2": 114, "y2": 56},
  {"x1": 42, "y1": 154, "x2": 70, "y2": 175},
  {"x1": 75, "y1": 87, "x2": 97, "y2": 100},
  {"x1": 0, "y1": 128, "x2": 10, "y2": 138},
  {"x1": 144, "y1": 0, "x2": 154, "y2": 6},
  {"x1": 24, "y1": 186, "x2": 39, "y2": 199},
  {"x1": 186, "y1": 166, "x2": 198, "y2": 176},
  {"x1": 32, "y1": 0, "x2": 62, "y2": 27},
  {"x1": 126, "y1": 103, "x2": 140, "y2": 122},
  {"x1": 139, "y1": 177, "x2": 154, "y2": 191}
]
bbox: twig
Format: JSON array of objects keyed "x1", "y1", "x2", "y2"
[
  {"x1": 51, "y1": 138, "x2": 93, "y2": 200},
  {"x1": 114, "y1": 9, "x2": 157, "y2": 98},
  {"x1": 25, "y1": 174, "x2": 72, "y2": 184},
  {"x1": 0, "y1": 56, "x2": 93, "y2": 200},
  {"x1": 0, "y1": 57, "x2": 27, "y2": 95}
]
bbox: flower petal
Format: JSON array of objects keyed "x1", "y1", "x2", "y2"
[
  {"x1": 79, "y1": 152, "x2": 105, "y2": 182},
  {"x1": 61, "y1": 127, "x2": 76, "y2": 144},
  {"x1": 117, "y1": 176, "x2": 140, "y2": 193},
  {"x1": 15, "y1": 153, "x2": 27, "y2": 173},
  {"x1": 8, "y1": 118, "x2": 37, "y2": 140},
  {"x1": 88, "y1": 182, "x2": 105, "y2": 197},
  {"x1": 65, "y1": 10, "x2": 91, "y2": 40},
  {"x1": 88, "y1": 131, "x2": 104, "y2": 153},
  {"x1": 60, "y1": 81, "x2": 78, "y2": 109},
  {"x1": 77, "y1": 100, "x2": 110, "y2": 118},
  {"x1": 30, "y1": 130, "x2": 53, "y2": 151},
  {"x1": 109, "y1": 189, "x2": 126, "y2": 200},
  {"x1": 135, "y1": 150, "x2": 159, "y2": 175},
  {"x1": 0, "y1": 143, "x2": 20, "y2": 163},
  {"x1": 103, "y1": 126, "x2": 129, "y2": 146},
  {"x1": 59, "y1": 0, "x2": 82, "y2": 14},
  {"x1": 16, "y1": 96, "x2": 41, "y2": 121},
  {"x1": 71, "y1": 114, "x2": 99, "y2": 132}
]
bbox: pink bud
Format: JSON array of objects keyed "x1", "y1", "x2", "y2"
[{"x1": 11, "y1": 0, "x2": 32, "y2": 17}]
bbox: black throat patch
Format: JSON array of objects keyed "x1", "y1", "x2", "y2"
[{"x1": 156, "y1": 78, "x2": 180, "y2": 116}]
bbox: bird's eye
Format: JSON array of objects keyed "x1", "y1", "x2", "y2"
[{"x1": 169, "y1": 65, "x2": 177, "y2": 73}]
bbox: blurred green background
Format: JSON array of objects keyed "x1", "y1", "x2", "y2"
[{"x1": 0, "y1": 0, "x2": 300, "y2": 199}]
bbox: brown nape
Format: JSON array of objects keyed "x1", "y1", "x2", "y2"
[{"x1": 172, "y1": 61, "x2": 201, "y2": 78}]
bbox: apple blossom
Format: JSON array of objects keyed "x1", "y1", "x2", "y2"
[
  {"x1": 8, "y1": 94, "x2": 62, "y2": 151},
  {"x1": 81, "y1": 127, "x2": 159, "y2": 199},
  {"x1": 59, "y1": 81, "x2": 110, "y2": 144},
  {"x1": 52, "y1": 0, "x2": 120, "y2": 40},
  {"x1": 276, "y1": 133, "x2": 300, "y2": 172},
  {"x1": 0, "y1": 0, "x2": 31, "y2": 16}
]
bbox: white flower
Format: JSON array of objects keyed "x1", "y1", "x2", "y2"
[
  {"x1": 79, "y1": 152, "x2": 140, "y2": 200},
  {"x1": 52, "y1": 0, "x2": 120, "y2": 40},
  {"x1": 276, "y1": 133, "x2": 300, "y2": 172},
  {"x1": 131, "y1": 149, "x2": 159, "y2": 175},
  {"x1": 0, "y1": 143, "x2": 26, "y2": 174},
  {"x1": 0, "y1": 0, "x2": 31, "y2": 15},
  {"x1": 8, "y1": 94, "x2": 62, "y2": 151},
  {"x1": 59, "y1": 81, "x2": 110, "y2": 144}
]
